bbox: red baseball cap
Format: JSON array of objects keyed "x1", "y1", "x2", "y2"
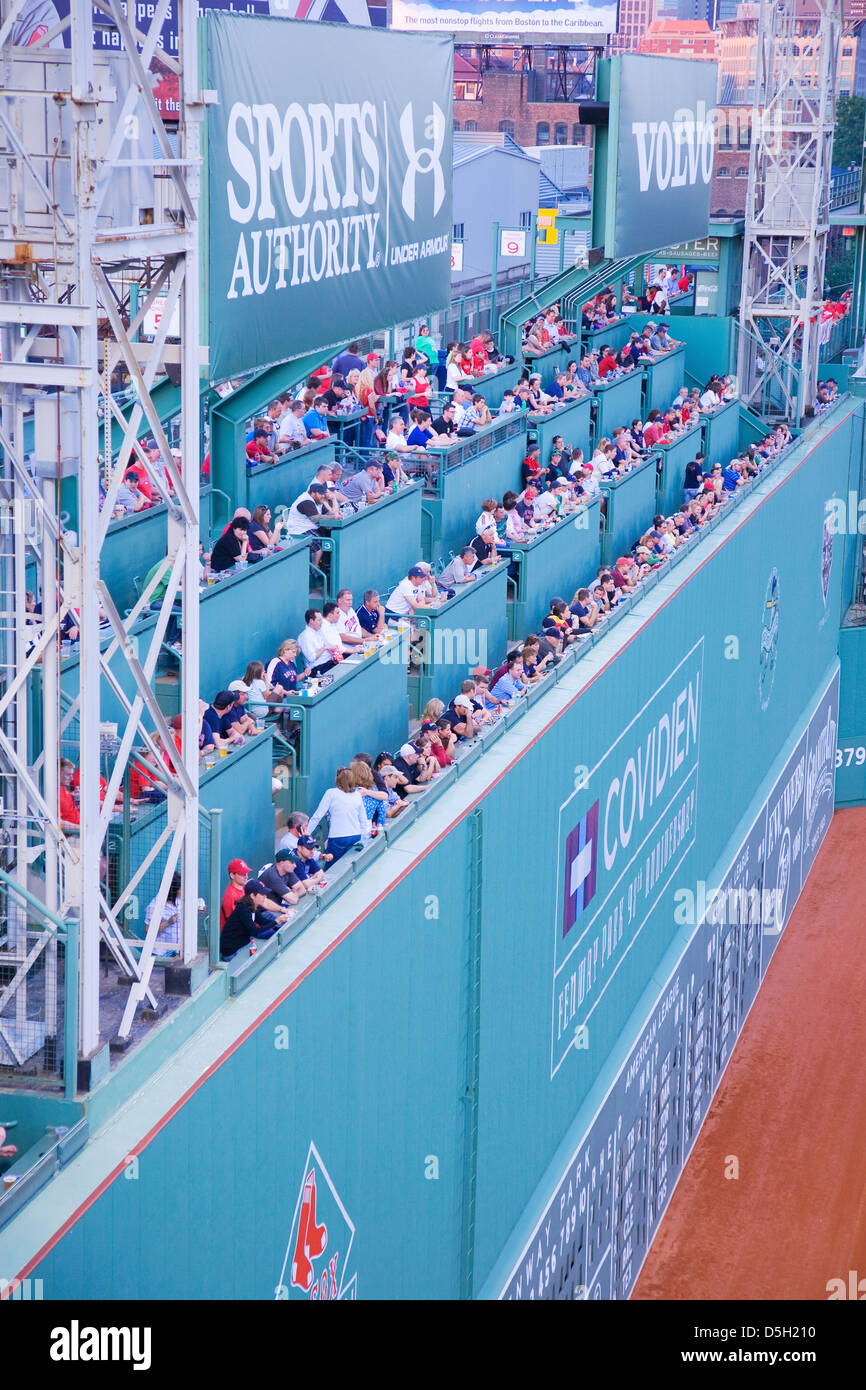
[
  {"x1": 228, "y1": 858, "x2": 250, "y2": 875},
  {"x1": 524, "y1": 487, "x2": 537, "y2": 499},
  {"x1": 472, "y1": 665, "x2": 492, "y2": 678},
  {"x1": 366, "y1": 351, "x2": 379, "y2": 363}
]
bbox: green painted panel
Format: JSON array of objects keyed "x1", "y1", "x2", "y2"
[
  {"x1": 599, "y1": 453, "x2": 659, "y2": 565},
  {"x1": 410, "y1": 560, "x2": 509, "y2": 711},
  {"x1": 643, "y1": 345, "x2": 685, "y2": 414},
  {"x1": 700, "y1": 398, "x2": 740, "y2": 468},
  {"x1": 524, "y1": 343, "x2": 575, "y2": 390},
  {"x1": 284, "y1": 644, "x2": 409, "y2": 814},
  {"x1": 592, "y1": 370, "x2": 645, "y2": 446},
  {"x1": 319, "y1": 482, "x2": 423, "y2": 601},
  {"x1": 656, "y1": 427, "x2": 704, "y2": 516},
  {"x1": 195, "y1": 541, "x2": 311, "y2": 701},
  {"x1": 244, "y1": 439, "x2": 335, "y2": 518},
  {"x1": 505, "y1": 498, "x2": 601, "y2": 640},
  {"x1": 529, "y1": 395, "x2": 592, "y2": 463},
  {"x1": 424, "y1": 417, "x2": 528, "y2": 566},
  {"x1": 457, "y1": 360, "x2": 524, "y2": 406}
]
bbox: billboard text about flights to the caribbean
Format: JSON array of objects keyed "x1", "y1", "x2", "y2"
[{"x1": 205, "y1": 14, "x2": 453, "y2": 381}]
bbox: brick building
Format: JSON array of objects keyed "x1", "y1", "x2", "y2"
[
  {"x1": 454, "y1": 67, "x2": 591, "y2": 150},
  {"x1": 636, "y1": 18, "x2": 720, "y2": 57}
]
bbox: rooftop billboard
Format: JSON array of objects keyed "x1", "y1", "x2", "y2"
[
  {"x1": 204, "y1": 13, "x2": 453, "y2": 381},
  {"x1": 390, "y1": 0, "x2": 617, "y2": 38}
]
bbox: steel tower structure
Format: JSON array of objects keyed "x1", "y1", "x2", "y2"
[
  {"x1": 737, "y1": 0, "x2": 842, "y2": 423},
  {"x1": 0, "y1": 0, "x2": 202, "y2": 1081}
]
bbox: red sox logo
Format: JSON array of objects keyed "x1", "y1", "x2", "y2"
[{"x1": 277, "y1": 1143, "x2": 357, "y2": 1300}]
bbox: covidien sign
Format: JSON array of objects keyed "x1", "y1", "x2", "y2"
[
  {"x1": 612, "y1": 55, "x2": 718, "y2": 259},
  {"x1": 205, "y1": 15, "x2": 453, "y2": 382}
]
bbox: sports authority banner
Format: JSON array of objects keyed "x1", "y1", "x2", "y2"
[
  {"x1": 390, "y1": 0, "x2": 617, "y2": 36},
  {"x1": 205, "y1": 14, "x2": 453, "y2": 382},
  {"x1": 610, "y1": 54, "x2": 717, "y2": 260}
]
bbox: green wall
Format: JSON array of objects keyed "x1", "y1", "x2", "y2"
[{"x1": 16, "y1": 404, "x2": 854, "y2": 1300}]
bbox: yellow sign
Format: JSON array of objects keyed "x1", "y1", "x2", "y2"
[{"x1": 537, "y1": 208, "x2": 558, "y2": 245}]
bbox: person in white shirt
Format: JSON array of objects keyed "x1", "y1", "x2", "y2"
[
  {"x1": 297, "y1": 609, "x2": 335, "y2": 672},
  {"x1": 591, "y1": 446, "x2": 617, "y2": 479},
  {"x1": 144, "y1": 872, "x2": 184, "y2": 953},
  {"x1": 699, "y1": 386, "x2": 721, "y2": 411},
  {"x1": 307, "y1": 766, "x2": 370, "y2": 861},
  {"x1": 278, "y1": 400, "x2": 309, "y2": 449},
  {"x1": 333, "y1": 588, "x2": 365, "y2": 651},
  {"x1": 475, "y1": 499, "x2": 497, "y2": 536},
  {"x1": 286, "y1": 482, "x2": 326, "y2": 537},
  {"x1": 451, "y1": 388, "x2": 477, "y2": 433},
  {"x1": 386, "y1": 565, "x2": 429, "y2": 618},
  {"x1": 580, "y1": 467, "x2": 600, "y2": 498},
  {"x1": 385, "y1": 415, "x2": 411, "y2": 451},
  {"x1": 321, "y1": 602, "x2": 346, "y2": 661}
]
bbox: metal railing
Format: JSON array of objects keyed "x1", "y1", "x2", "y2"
[{"x1": 829, "y1": 168, "x2": 861, "y2": 211}]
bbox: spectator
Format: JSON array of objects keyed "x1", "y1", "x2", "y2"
[
  {"x1": 356, "y1": 588, "x2": 386, "y2": 637},
  {"x1": 210, "y1": 515, "x2": 249, "y2": 573},
  {"x1": 307, "y1": 766, "x2": 370, "y2": 861},
  {"x1": 471, "y1": 527, "x2": 500, "y2": 567},
  {"x1": 256, "y1": 850, "x2": 303, "y2": 907},
  {"x1": 298, "y1": 608, "x2": 337, "y2": 673},
  {"x1": 331, "y1": 588, "x2": 365, "y2": 652},
  {"x1": 302, "y1": 395, "x2": 330, "y2": 439},
  {"x1": 321, "y1": 601, "x2": 347, "y2": 663},
  {"x1": 385, "y1": 564, "x2": 432, "y2": 619},
  {"x1": 393, "y1": 739, "x2": 437, "y2": 791},
  {"x1": 431, "y1": 401, "x2": 459, "y2": 440},
  {"x1": 348, "y1": 756, "x2": 394, "y2": 829},
  {"x1": 332, "y1": 341, "x2": 366, "y2": 377},
  {"x1": 267, "y1": 639, "x2": 308, "y2": 694},
  {"x1": 204, "y1": 691, "x2": 245, "y2": 746},
  {"x1": 246, "y1": 428, "x2": 274, "y2": 466},
  {"x1": 490, "y1": 652, "x2": 528, "y2": 701},
  {"x1": 287, "y1": 833, "x2": 330, "y2": 887},
  {"x1": 285, "y1": 480, "x2": 327, "y2": 564},
  {"x1": 277, "y1": 399, "x2": 309, "y2": 450},
  {"x1": 59, "y1": 757, "x2": 80, "y2": 830},
  {"x1": 407, "y1": 409, "x2": 435, "y2": 448},
  {"x1": 232, "y1": 661, "x2": 272, "y2": 718},
  {"x1": 220, "y1": 880, "x2": 289, "y2": 960},
  {"x1": 438, "y1": 546, "x2": 478, "y2": 590},
  {"x1": 248, "y1": 504, "x2": 277, "y2": 552},
  {"x1": 343, "y1": 461, "x2": 386, "y2": 508},
  {"x1": 222, "y1": 685, "x2": 257, "y2": 737},
  {"x1": 543, "y1": 598, "x2": 579, "y2": 648},
  {"x1": 143, "y1": 872, "x2": 189, "y2": 952},
  {"x1": 220, "y1": 857, "x2": 251, "y2": 929}
]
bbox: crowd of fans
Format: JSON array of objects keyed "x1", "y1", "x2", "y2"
[{"x1": 81, "y1": 297, "x2": 809, "y2": 964}]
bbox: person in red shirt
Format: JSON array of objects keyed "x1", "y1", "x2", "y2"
[
  {"x1": 641, "y1": 411, "x2": 666, "y2": 449},
  {"x1": 469, "y1": 333, "x2": 488, "y2": 375},
  {"x1": 59, "y1": 758, "x2": 79, "y2": 829},
  {"x1": 677, "y1": 270, "x2": 691, "y2": 294},
  {"x1": 407, "y1": 364, "x2": 431, "y2": 411},
  {"x1": 246, "y1": 428, "x2": 274, "y2": 464},
  {"x1": 597, "y1": 347, "x2": 618, "y2": 379},
  {"x1": 220, "y1": 858, "x2": 251, "y2": 930}
]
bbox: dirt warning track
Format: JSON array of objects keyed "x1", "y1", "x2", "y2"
[{"x1": 633, "y1": 808, "x2": 866, "y2": 1302}]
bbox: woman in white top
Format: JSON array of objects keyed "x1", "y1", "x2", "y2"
[
  {"x1": 445, "y1": 346, "x2": 465, "y2": 391},
  {"x1": 307, "y1": 766, "x2": 370, "y2": 861},
  {"x1": 475, "y1": 498, "x2": 497, "y2": 536}
]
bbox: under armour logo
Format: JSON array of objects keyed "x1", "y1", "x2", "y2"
[{"x1": 399, "y1": 102, "x2": 445, "y2": 221}]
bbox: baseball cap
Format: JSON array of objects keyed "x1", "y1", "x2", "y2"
[
  {"x1": 378, "y1": 764, "x2": 399, "y2": 777},
  {"x1": 309, "y1": 482, "x2": 327, "y2": 495},
  {"x1": 408, "y1": 565, "x2": 427, "y2": 578},
  {"x1": 244, "y1": 878, "x2": 266, "y2": 895},
  {"x1": 296, "y1": 834, "x2": 318, "y2": 849},
  {"x1": 398, "y1": 742, "x2": 417, "y2": 758},
  {"x1": 453, "y1": 694, "x2": 473, "y2": 710},
  {"x1": 472, "y1": 665, "x2": 491, "y2": 678},
  {"x1": 274, "y1": 849, "x2": 294, "y2": 864},
  {"x1": 228, "y1": 858, "x2": 250, "y2": 875},
  {"x1": 228, "y1": 679, "x2": 248, "y2": 693},
  {"x1": 366, "y1": 352, "x2": 379, "y2": 363},
  {"x1": 524, "y1": 487, "x2": 537, "y2": 500}
]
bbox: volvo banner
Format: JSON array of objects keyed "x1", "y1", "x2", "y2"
[
  {"x1": 204, "y1": 13, "x2": 453, "y2": 382},
  {"x1": 611, "y1": 54, "x2": 717, "y2": 260}
]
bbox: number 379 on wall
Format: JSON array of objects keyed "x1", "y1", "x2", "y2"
[{"x1": 836, "y1": 745, "x2": 866, "y2": 767}]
